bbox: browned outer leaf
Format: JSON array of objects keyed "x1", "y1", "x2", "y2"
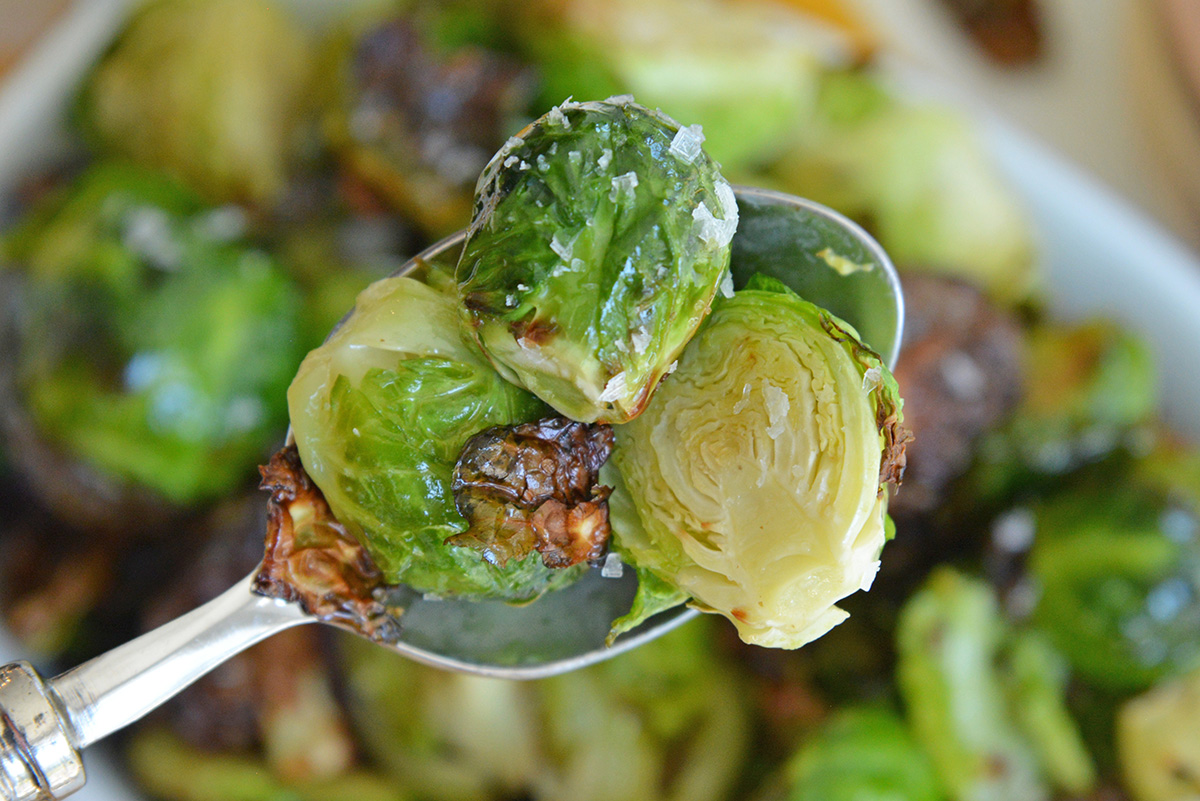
[
  {"x1": 449, "y1": 417, "x2": 614, "y2": 569},
  {"x1": 253, "y1": 445, "x2": 399, "y2": 641}
]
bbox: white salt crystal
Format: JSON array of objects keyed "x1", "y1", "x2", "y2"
[
  {"x1": 601, "y1": 552, "x2": 624, "y2": 579},
  {"x1": 597, "y1": 148, "x2": 613, "y2": 171},
  {"x1": 597, "y1": 372, "x2": 627, "y2": 403},
  {"x1": 763, "y1": 384, "x2": 790, "y2": 439},
  {"x1": 719, "y1": 270, "x2": 734, "y2": 298},
  {"x1": 550, "y1": 230, "x2": 577, "y2": 261},
  {"x1": 609, "y1": 171, "x2": 639, "y2": 204},
  {"x1": 669, "y1": 124, "x2": 706, "y2": 164},
  {"x1": 631, "y1": 326, "x2": 652, "y2": 354}
]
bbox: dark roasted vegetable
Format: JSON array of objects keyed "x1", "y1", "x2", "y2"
[{"x1": 449, "y1": 417, "x2": 613, "y2": 569}]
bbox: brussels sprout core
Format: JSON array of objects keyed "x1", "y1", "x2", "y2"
[{"x1": 457, "y1": 97, "x2": 738, "y2": 424}]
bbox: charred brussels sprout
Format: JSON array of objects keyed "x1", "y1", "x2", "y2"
[
  {"x1": 83, "y1": 0, "x2": 312, "y2": 206},
  {"x1": 324, "y1": 17, "x2": 536, "y2": 238},
  {"x1": 611, "y1": 279, "x2": 907, "y2": 648},
  {"x1": 2, "y1": 163, "x2": 302, "y2": 506},
  {"x1": 287, "y1": 275, "x2": 587, "y2": 600},
  {"x1": 457, "y1": 97, "x2": 737, "y2": 424}
]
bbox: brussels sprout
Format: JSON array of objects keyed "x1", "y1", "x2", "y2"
[
  {"x1": 2, "y1": 163, "x2": 303, "y2": 505},
  {"x1": 457, "y1": 97, "x2": 738, "y2": 424},
  {"x1": 287, "y1": 274, "x2": 591, "y2": 600},
  {"x1": 610, "y1": 280, "x2": 906, "y2": 648},
  {"x1": 767, "y1": 69, "x2": 1036, "y2": 304},
  {"x1": 958, "y1": 319, "x2": 1157, "y2": 511},
  {"x1": 1028, "y1": 450, "x2": 1200, "y2": 692},
  {"x1": 1117, "y1": 668, "x2": 1200, "y2": 801},
  {"x1": 83, "y1": 0, "x2": 312, "y2": 206},
  {"x1": 512, "y1": 0, "x2": 825, "y2": 172},
  {"x1": 341, "y1": 618, "x2": 749, "y2": 801},
  {"x1": 896, "y1": 568, "x2": 1049, "y2": 801},
  {"x1": 128, "y1": 727, "x2": 405, "y2": 801},
  {"x1": 323, "y1": 16, "x2": 536, "y2": 237},
  {"x1": 781, "y1": 706, "x2": 942, "y2": 801}
]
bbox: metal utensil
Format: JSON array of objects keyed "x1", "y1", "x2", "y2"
[{"x1": 0, "y1": 187, "x2": 903, "y2": 801}]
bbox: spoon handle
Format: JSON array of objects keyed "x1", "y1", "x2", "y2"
[{"x1": 0, "y1": 570, "x2": 309, "y2": 801}]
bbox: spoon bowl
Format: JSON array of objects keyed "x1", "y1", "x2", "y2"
[{"x1": 0, "y1": 187, "x2": 902, "y2": 801}]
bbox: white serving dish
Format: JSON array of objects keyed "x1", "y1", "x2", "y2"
[{"x1": 2, "y1": 3, "x2": 1200, "y2": 800}]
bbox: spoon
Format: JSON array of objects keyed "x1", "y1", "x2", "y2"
[{"x1": 0, "y1": 186, "x2": 903, "y2": 801}]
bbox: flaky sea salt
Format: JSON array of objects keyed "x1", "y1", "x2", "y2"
[
  {"x1": 601, "y1": 552, "x2": 624, "y2": 579},
  {"x1": 550, "y1": 230, "x2": 577, "y2": 261},
  {"x1": 597, "y1": 148, "x2": 613, "y2": 171},
  {"x1": 719, "y1": 270, "x2": 734, "y2": 298},
  {"x1": 763, "y1": 384, "x2": 791, "y2": 439},
  {"x1": 597, "y1": 371, "x2": 628, "y2": 403},
  {"x1": 631, "y1": 326, "x2": 652, "y2": 354},
  {"x1": 610, "y1": 171, "x2": 639, "y2": 204},
  {"x1": 669, "y1": 124, "x2": 706, "y2": 164}
]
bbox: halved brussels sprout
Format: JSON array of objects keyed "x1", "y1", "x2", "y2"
[
  {"x1": 287, "y1": 275, "x2": 587, "y2": 600},
  {"x1": 610, "y1": 279, "x2": 907, "y2": 648},
  {"x1": 3, "y1": 162, "x2": 303, "y2": 506},
  {"x1": 83, "y1": 0, "x2": 313, "y2": 206},
  {"x1": 457, "y1": 97, "x2": 737, "y2": 424}
]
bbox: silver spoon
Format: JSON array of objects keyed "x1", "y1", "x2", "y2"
[{"x1": 0, "y1": 186, "x2": 903, "y2": 801}]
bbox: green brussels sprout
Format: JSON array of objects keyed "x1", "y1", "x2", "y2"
[
  {"x1": 83, "y1": 0, "x2": 312, "y2": 206},
  {"x1": 1028, "y1": 449, "x2": 1200, "y2": 692},
  {"x1": 963, "y1": 320, "x2": 1157, "y2": 509},
  {"x1": 512, "y1": 0, "x2": 823, "y2": 172},
  {"x1": 896, "y1": 568, "x2": 1050, "y2": 801},
  {"x1": 457, "y1": 97, "x2": 737, "y2": 424},
  {"x1": 3, "y1": 163, "x2": 303, "y2": 505},
  {"x1": 342, "y1": 618, "x2": 750, "y2": 801},
  {"x1": 767, "y1": 69, "x2": 1036, "y2": 304},
  {"x1": 610, "y1": 279, "x2": 906, "y2": 648},
  {"x1": 1117, "y1": 668, "x2": 1200, "y2": 801},
  {"x1": 128, "y1": 727, "x2": 406, "y2": 801},
  {"x1": 781, "y1": 707, "x2": 942, "y2": 801},
  {"x1": 287, "y1": 274, "x2": 586, "y2": 600}
]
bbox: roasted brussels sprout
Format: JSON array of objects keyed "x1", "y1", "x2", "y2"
[
  {"x1": 287, "y1": 275, "x2": 586, "y2": 600},
  {"x1": 896, "y1": 568, "x2": 1094, "y2": 801},
  {"x1": 780, "y1": 707, "x2": 942, "y2": 801},
  {"x1": 1118, "y1": 668, "x2": 1200, "y2": 801},
  {"x1": 513, "y1": 0, "x2": 825, "y2": 172},
  {"x1": 963, "y1": 319, "x2": 1156, "y2": 509},
  {"x1": 1, "y1": 163, "x2": 303, "y2": 508},
  {"x1": 324, "y1": 16, "x2": 536, "y2": 237},
  {"x1": 457, "y1": 97, "x2": 737, "y2": 423},
  {"x1": 342, "y1": 618, "x2": 749, "y2": 801},
  {"x1": 611, "y1": 278, "x2": 907, "y2": 648},
  {"x1": 1028, "y1": 449, "x2": 1200, "y2": 691},
  {"x1": 768, "y1": 69, "x2": 1036, "y2": 304},
  {"x1": 83, "y1": 0, "x2": 313, "y2": 206},
  {"x1": 889, "y1": 273, "x2": 1024, "y2": 516}
]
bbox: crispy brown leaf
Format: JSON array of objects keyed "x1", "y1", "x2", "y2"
[
  {"x1": 253, "y1": 445, "x2": 399, "y2": 641},
  {"x1": 448, "y1": 417, "x2": 614, "y2": 569}
]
